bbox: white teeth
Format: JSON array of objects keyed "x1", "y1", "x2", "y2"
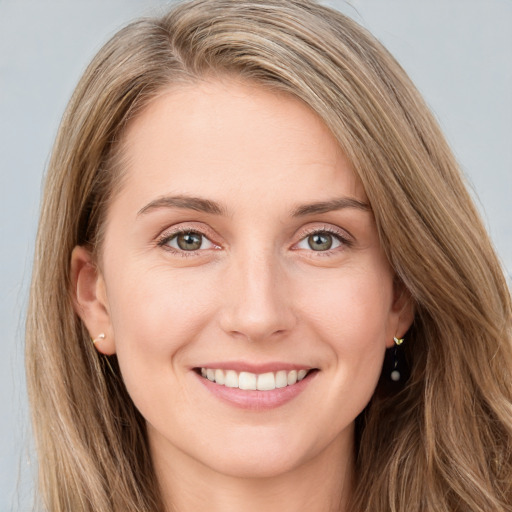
[
  {"x1": 275, "y1": 370, "x2": 288, "y2": 388},
  {"x1": 199, "y1": 367, "x2": 312, "y2": 390},
  {"x1": 224, "y1": 370, "x2": 239, "y2": 388},
  {"x1": 239, "y1": 371, "x2": 257, "y2": 390},
  {"x1": 257, "y1": 372, "x2": 276, "y2": 391},
  {"x1": 215, "y1": 369, "x2": 225, "y2": 385}
]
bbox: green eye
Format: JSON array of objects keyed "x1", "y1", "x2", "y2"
[
  {"x1": 295, "y1": 230, "x2": 345, "y2": 252},
  {"x1": 159, "y1": 228, "x2": 219, "y2": 254},
  {"x1": 161, "y1": 231, "x2": 216, "y2": 252},
  {"x1": 176, "y1": 232, "x2": 203, "y2": 250},
  {"x1": 307, "y1": 233, "x2": 333, "y2": 251}
]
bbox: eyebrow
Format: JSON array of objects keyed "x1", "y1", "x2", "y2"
[
  {"x1": 291, "y1": 197, "x2": 371, "y2": 216},
  {"x1": 137, "y1": 195, "x2": 227, "y2": 216},
  {"x1": 137, "y1": 194, "x2": 370, "y2": 218}
]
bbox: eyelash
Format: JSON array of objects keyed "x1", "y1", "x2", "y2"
[
  {"x1": 156, "y1": 227, "x2": 219, "y2": 257},
  {"x1": 156, "y1": 225, "x2": 352, "y2": 257},
  {"x1": 295, "y1": 226, "x2": 353, "y2": 255}
]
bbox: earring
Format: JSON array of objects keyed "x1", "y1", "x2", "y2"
[
  {"x1": 92, "y1": 333, "x2": 106, "y2": 345},
  {"x1": 90, "y1": 333, "x2": 116, "y2": 377},
  {"x1": 390, "y1": 336, "x2": 404, "y2": 382}
]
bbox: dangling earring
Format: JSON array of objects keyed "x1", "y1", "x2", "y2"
[{"x1": 390, "y1": 336, "x2": 404, "y2": 382}]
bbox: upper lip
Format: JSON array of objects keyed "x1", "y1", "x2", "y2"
[{"x1": 193, "y1": 361, "x2": 316, "y2": 373}]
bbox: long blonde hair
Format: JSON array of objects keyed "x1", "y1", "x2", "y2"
[{"x1": 26, "y1": 1, "x2": 512, "y2": 510}]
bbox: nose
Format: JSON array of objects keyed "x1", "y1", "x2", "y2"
[{"x1": 218, "y1": 250, "x2": 297, "y2": 342}]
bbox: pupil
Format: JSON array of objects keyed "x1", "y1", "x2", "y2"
[
  {"x1": 177, "y1": 232, "x2": 202, "y2": 250},
  {"x1": 309, "y1": 233, "x2": 332, "y2": 251}
]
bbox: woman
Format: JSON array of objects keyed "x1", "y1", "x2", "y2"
[{"x1": 25, "y1": 0, "x2": 512, "y2": 511}]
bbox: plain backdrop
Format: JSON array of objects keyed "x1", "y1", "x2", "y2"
[{"x1": 1, "y1": 0, "x2": 510, "y2": 509}]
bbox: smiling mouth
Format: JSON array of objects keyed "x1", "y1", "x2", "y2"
[{"x1": 196, "y1": 368, "x2": 317, "y2": 391}]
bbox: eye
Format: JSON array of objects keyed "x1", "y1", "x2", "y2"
[
  {"x1": 295, "y1": 230, "x2": 347, "y2": 252},
  {"x1": 160, "y1": 230, "x2": 217, "y2": 252}
]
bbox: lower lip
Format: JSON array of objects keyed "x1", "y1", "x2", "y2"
[{"x1": 195, "y1": 370, "x2": 318, "y2": 410}]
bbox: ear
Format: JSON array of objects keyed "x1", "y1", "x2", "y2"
[
  {"x1": 70, "y1": 245, "x2": 116, "y2": 355},
  {"x1": 386, "y1": 278, "x2": 415, "y2": 348}
]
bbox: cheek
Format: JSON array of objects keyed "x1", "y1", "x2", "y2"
[
  {"x1": 295, "y1": 262, "x2": 393, "y2": 396},
  {"x1": 108, "y1": 262, "x2": 215, "y2": 336},
  {"x1": 296, "y1": 262, "x2": 394, "y2": 342},
  {"x1": 104, "y1": 263, "x2": 218, "y2": 392}
]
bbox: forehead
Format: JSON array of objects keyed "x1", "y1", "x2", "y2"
[{"x1": 114, "y1": 78, "x2": 366, "y2": 214}]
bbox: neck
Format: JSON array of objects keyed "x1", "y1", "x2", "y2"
[{"x1": 150, "y1": 427, "x2": 355, "y2": 512}]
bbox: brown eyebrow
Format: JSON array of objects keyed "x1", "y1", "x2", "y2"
[
  {"x1": 137, "y1": 195, "x2": 228, "y2": 216},
  {"x1": 291, "y1": 197, "x2": 371, "y2": 216},
  {"x1": 137, "y1": 194, "x2": 370, "y2": 218}
]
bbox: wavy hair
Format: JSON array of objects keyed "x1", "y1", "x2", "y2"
[{"x1": 26, "y1": 1, "x2": 512, "y2": 510}]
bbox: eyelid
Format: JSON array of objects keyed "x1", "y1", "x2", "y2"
[
  {"x1": 154, "y1": 222, "x2": 352, "y2": 256},
  {"x1": 292, "y1": 224, "x2": 353, "y2": 251},
  {"x1": 156, "y1": 223, "x2": 221, "y2": 254}
]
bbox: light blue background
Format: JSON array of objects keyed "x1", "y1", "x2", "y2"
[{"x1": 1, "y1": 1, "x2": 510, "y2": 509}]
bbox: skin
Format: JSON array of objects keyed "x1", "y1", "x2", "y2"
[{"x1": 72, "y1": 78, "x2": 413, "y2": 512}]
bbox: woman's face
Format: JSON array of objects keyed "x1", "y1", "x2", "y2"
[{"x1": 74, "y1": 79, "x2": 411, "y2": 479}]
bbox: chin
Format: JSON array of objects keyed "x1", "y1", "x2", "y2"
[
  {"x1": 203, "y1": 451, "x2": 306, "y2": 480},
  {"x1": 192, "y1": 431, "x2": 325, "y2": 480}
]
